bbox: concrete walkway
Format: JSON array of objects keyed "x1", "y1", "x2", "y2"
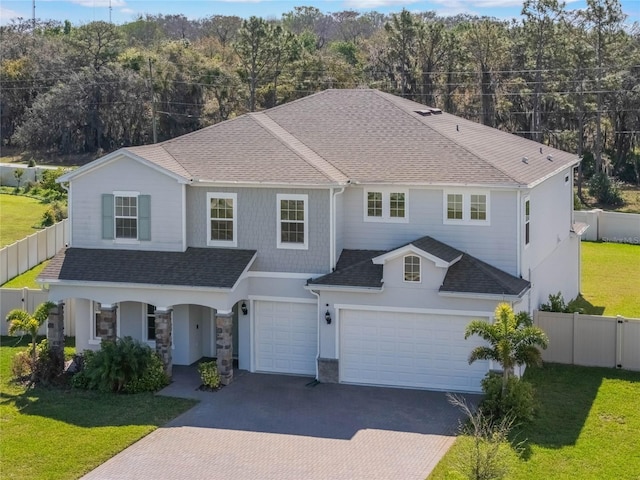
[{"x1": 82, "y1": 367, "x2": 477, "y2": 480}]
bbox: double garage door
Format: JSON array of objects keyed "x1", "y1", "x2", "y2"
[
  {"x1": 254, "y1": 301, "x2": 317, "y2": 376},
  {"x1": 340, "y1": 309, "x2": 488, "y2": 392}
]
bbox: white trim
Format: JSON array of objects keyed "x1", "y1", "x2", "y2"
[
  {"x1": 229, "y1": 253, "x2": 257, "y2": 291},
  {"x1": 276, "y1": 193, "x2": 309, "y2": 250},
  {"x1": 438, "y1": 291, "x2": 526, "y2": 301},
  {"x1": 372, "y1": 245, "x2": 458, "y2": 268},
  {"x1": 363, "y1": 188, "x2": 409, "y2": 223},
  {"x1": 41, "y1": 279, "x2": 233, "y2": 293},
  {"x1": 334, "y1": 304, "x2": 494, "y2": 318},
  {"x1": 113, "y1": 191, "x2": 141, "y2": 242},
  {"x1": 246, "y1": 271, "x2": 320, "y2": 279},
  {"x1": 249, "y1": 300, "x2": 255, "y2": 372},
  {"x1": 304, "y1": 284, "x2": 383, "y2": 293},
  {"x1": 248, "y1": 295, "x2": 316, "y2": 304},
  {"x1": 206, "y1": 192, "x2": 238, "y2": 247},
  {"x1": 442, "y1": 189, "x2": 491, "y2": 225},
  {"x1": 403, "y1": 255, "x2": 421, "y2": 283},
  {"x1": 181, "y1": 184, "x2": 187, "y2": 251}
]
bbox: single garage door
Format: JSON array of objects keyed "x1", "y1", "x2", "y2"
[
  {"x1": 340, "y1": 309, "x2": 489, "y2": 392},
  {"x1": 255, "y1": 301, "x2": 317, "y2": 375}
]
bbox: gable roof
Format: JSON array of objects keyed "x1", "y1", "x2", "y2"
[
  {"x1": 66, "y1": 89, "x2": 577, "y2": 188},
  {"x1": 372, "y1": 236, "x2": 463, "y2": 267},
  {"x1": 39, "y1": 247, "x2": 256, "y2": 289},
  {"x1": 308, "y1": 236, "x2": 530, "y2": 298}
]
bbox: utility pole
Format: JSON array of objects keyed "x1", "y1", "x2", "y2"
[
  {"x1": 32, "y1": 0, "x2": 36, "y2": 30},
  {"x1": 149, "y1": 58, "x2": 158, "y2": 144},
  {"x1": 109, "y1": 0, "x2": 112, "y2": 24}
]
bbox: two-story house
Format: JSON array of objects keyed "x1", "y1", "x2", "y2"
[{"x1": 39, "y1": 89, "x2": 584, "y2": 393}]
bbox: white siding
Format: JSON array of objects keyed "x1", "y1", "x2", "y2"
[
  {"x1": 341, "y1": 187, "x2": 518, "y2": 275},
  {"x1": 70, "y1": 155, "x2": 184, "y2": 251}
]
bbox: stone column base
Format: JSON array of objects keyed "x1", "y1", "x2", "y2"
[{"x1": 216, "y1": 312, "x2": 234, "y2": 385}]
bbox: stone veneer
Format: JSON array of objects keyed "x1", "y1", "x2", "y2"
[
  {"x1": 96, "y1": 304, "x2": 117, "y2": 341},
  {"x1": 216, "y1": 312, "x2": 234, "y2": 385},
  {"x1": 47, "y1": 301, "x2": 65, "y2": 365},
  {"x1": 154, "y1": 309, "x2": 173, "y2": 378}
]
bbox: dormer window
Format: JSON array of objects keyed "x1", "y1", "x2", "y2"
[{"x1": 404, "y1": 255, "x2": 421, "y2": 282}]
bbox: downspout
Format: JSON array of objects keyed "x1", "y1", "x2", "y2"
[
  {"x1": 331, "y1": 186, "x2": 347, "y2": 270},
  {"x1": 516, "y1": 189, "x2": 521, "y2": 278},
  {"x1": 309, "y1": 288, "x2": 321, "y2": 381},
  {"x1": 61, "y1": 182, "x2": 71, "y2": 246}
]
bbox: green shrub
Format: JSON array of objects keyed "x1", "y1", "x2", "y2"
[
  {"x1": 123, "y1": 352, "x2": 169, "y2": 393},
  {"x1": 539, "y1": 292, "x2": 582, "y2": 313},
  {"x1": 70, "y1": 350, "x2": 95, "y2": 389},
  {"x1": 11, "y1": 350, "x2": 32, "y2": 381},
  {"x1": 40, "y1": 201, "x2": 67, "y2": 227},
  {"x1": 10, "y1": 339, "x2": 64, "y2": 385},
  {"x1": 198, "y1": 360, "x2": 221, "y2": 389},
  {"x1": 480, "y1": 372, "x2": 536, "y2": 424},
  {"x1": 72, "y1": 337, "x2": 165, "y2": 393},
  {"x1": 588, "y1": 173, "x2": 624, "y2": 206}
]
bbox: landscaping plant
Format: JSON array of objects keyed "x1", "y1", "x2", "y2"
[{"x1": 198, "y1": 360, "x2": 221, "y2": 389}]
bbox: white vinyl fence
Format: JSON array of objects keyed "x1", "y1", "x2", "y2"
[
  {"x1": 575, "y1": 209, "x2": 640, "y2": 244},
  {"x1": 535, "y1": 311, "x2": 640, "y2": 371},
  {"x1": 0, "y1": 219, "x2": 68, "y2": 285},
  {"x1": 0, "y1": 289, "x2": 75, "y2": 336}
]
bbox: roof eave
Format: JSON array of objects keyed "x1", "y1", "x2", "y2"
[
  {"x1": 438, "y1": 287, "x2": 529, "y2": 301},
  {"x1": 304, "y1": 284, "x2": 383, "y2": 293},
  {"x1": 524, "y1": 158, "x2": 580, "y2": 189},
  {"x1": 37, "y1": 278, "x2": 234, "y2": 293}
]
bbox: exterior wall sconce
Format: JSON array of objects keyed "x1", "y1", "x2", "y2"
[
  {"x1": 241, "y1": 302, "x2": 248, "y2": 315},
  {"x1": 325, "y1": 305, "x2": 332, "y2": 324}
]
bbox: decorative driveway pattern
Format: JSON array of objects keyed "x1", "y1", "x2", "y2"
[{"x1": 82, "y1": 369, "x2": 477, "y2": 480}]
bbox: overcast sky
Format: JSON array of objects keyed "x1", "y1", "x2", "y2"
[{"x1": 1, "y1": 0, "x2": 639, "y2": 26}]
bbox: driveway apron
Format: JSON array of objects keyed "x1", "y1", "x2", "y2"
[{"x1": 81, "y1": 369, "x2": 476, "y2": 480}]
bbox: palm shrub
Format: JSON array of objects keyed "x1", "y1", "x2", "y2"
[
  {"x1": 72, "y1": 336, "x2": 168, "y2": 393},
  {"x1": 6, "y1": 301, "x2": 56, "y2": 373}
]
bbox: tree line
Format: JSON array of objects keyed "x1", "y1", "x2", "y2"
[{"x1": 1, "y1": 0, "x2": 639, "y2": 185}]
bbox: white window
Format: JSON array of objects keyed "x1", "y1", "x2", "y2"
[
  {"x1": 364, "y1": 189, "x2": 408, "y2": 222},
  {"x1": 524, "y1": 198, "x2": 531, "y2": 246},
  {"x1": 207, "y1": 192, "x2": 237, "y2": 247},
  {"x1": 443, "y1": 191, "x2": 490, "y2": 225},
  {"x1": 404, "y1": 255, "x2": 421, "y2": 282},
  {"x1": 90, "y1": 302, "x2": 120, "y2": 345},
  {"x1": 277, "y1": 194, "x2": 308, "y2": 249},
  {"x1": 115, "y1": 195, "x2": 138, "y2": 239}
]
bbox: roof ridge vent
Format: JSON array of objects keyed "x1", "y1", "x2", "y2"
[
  {"x1": 415, "y1": 109, "x2": 432, "y2": 116},
  {"x1": 428, "y1": 107, "x2": 442, "y2": 114}
]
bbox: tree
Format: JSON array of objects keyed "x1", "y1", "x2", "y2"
[
  {"x1": 384, "y1": 9, "x2": 419, "y2": 98},
  {"x1": 465, "y1": 303, "x2": 548, "y2": 394},
  {"x1": 6, "y1": 301, "x2": 56, "y2": 368}
]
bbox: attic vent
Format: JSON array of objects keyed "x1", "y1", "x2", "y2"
[
  {"x1": 414, "y1": 107, "x2": 442, "y2": 117},
  {"x1": 522, "y1": 157, "x2": 529, "y2": 164},
  {"x1": 415, "y1": 110, "x2": 432, "y2": 116},
  {"x1": 547, "y1": 154, "x2": 553, "y2": 161},
  {"x1": 428, "y1": 108, "x2": 443, "y2": 114}
]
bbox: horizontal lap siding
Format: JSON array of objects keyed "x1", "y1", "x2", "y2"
[
  {"x1": 71, "y1": 156, "x2": 184, "y2": 250},
  {"x1": 341, "y1": 187, "x2": 518, "y2": 275}
]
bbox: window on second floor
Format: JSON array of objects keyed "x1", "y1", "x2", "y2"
[
  {"x1": 364, "y1": 189, "x2": 408, "y2": 222},
  {"x1": 102, "y1": 192, "x2": 151, "y2": 242},
  {"x1": 207, "y1": 192, "x2": 237, "y2": 247},
  {"x1": 277, "y1": 193, "x2": 308, "y2": 249},
  {"x1": 444, "y1": 191, "x2": 490, "y2": 225},
  {"x1": 404, "y1": 255, "x2": 421, "y2": 282}
]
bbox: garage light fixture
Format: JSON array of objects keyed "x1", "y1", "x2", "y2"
[
  {"x1": 241, "y1": 302, "x2": 248, "y2": 315},
  {"x1": 325, "y1": 306, "x2": 332, "y2": 325}
]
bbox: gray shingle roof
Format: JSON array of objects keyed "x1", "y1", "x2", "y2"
[
  {"x1": 39, "y1": 247, "x2": 256, "y2": 289},
  {"x1": 113, "y1": 89, "x2": 577, "y2": 188},
  {"x1": 309, "y1": 236, "x2": 529, "y2": 297}
]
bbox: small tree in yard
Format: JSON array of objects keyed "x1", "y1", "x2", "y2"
[
  {"x1": 465, "y1": 303, "x2": 548, "y2": 395},
  {"x1": 6, "y1": 301, "x2": 56, "y2": 369}
]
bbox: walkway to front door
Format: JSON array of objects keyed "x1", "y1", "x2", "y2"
[{"x1": 81, "y1": 369, "x2": 477, "y2": 480}]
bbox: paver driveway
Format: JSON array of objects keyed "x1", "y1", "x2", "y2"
[{"x1": 82, "y1": 369, "x2": 477, "y2": 480}]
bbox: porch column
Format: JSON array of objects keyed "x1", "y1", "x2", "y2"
[
  {"x1": 47, "y1": 301, "x2": 65, "y2": 367},
  {"x1": 96, "y1": 304, "x2": 117, "y2": 342},
  {"x1": 154, "y1": 308, "x2": 173, "y2": 378},
  {"x1": 215, "y1": 311, "x2": 233, "y2": 385}
]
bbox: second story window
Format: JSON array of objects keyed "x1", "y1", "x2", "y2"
[
  {"x1": 207, "y1": 193, "x2": 237, "y2": 247},
  {"x1": 277, "y1": 193, "x2": 308, "y2": 249},
  {"x1": 444, "y1": 191, "x2": 490, "y2": 225},
  {"x1": 115, "y1": 195, "x2": 137, "y2": 239},
  {"x1": 364, "y1": 189, "x2": 408, "y2": 222},
  {"x1": 102, "y1": 192, "x2": 151, "y2": 242}
]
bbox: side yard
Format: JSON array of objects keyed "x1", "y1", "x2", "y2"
[
  {"x1": 0, "y1": 336, "x2": 195, "y2": 480},
  {"x1": 0, "y1": 194, "x2": 49, "y2": 247}
]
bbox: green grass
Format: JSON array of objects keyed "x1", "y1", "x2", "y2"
[
  {"x1": 0, "y1": 336, "x2": 196, "y2": 480},
  {"x1": 1, "y1": 261, "x2": 49, "y2": 289},
  {"x1": 577, "y1": 242, "x2": 640, "y2": 318},
  {"x1": 0, "y1": 194, "x2": 48, "y2": 247},
  {"x1": 429, "y1": 364, "x2": 640, "y2": 480}
]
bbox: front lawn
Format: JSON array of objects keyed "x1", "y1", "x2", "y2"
[
  {"x1": 429, "y1": 364, "x2": 640, "y2": 479},
  {"x1": 577, "y1": 241, "x2": 640, "y2": 318},
  {"x1": 0, "y1": 194, "x2": 49, "y2": 247},
  {"x1": 0, "y1": 336, "x2": 196, "y2": 480}
]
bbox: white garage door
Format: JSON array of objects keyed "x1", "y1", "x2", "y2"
[
  {"x1": 255, "y1": 301, "x2": 317, "y2": 375},
  {"x1": 340, "y1": 310, "x2": 489, "y2": 392}
]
